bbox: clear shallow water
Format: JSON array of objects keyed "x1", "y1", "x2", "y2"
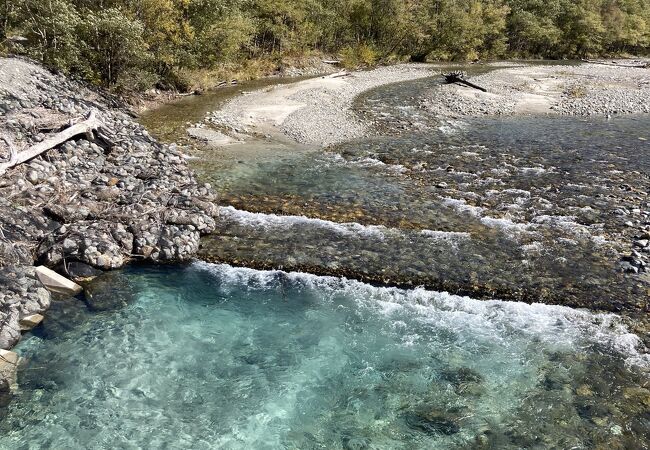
[
  {"x1": 141, "y1": 73, "x2": 650, "y2": 313},
  {"x1": 198, "y1": 114, "x2": 650, "y2": 310},
  {"x1": 1, "y1": 264, "x2": 649, "y2": 449}
]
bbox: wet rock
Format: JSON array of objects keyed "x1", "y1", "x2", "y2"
[
  {"x1": 83, "y1": 271, "x2": 136, "y2": 312},
  {"x1": 0, "y1": 350, "x2": 18, "y2": 391},
  {"x1": 620, "y1": 261, "x2": 640, "y2": 274},
  {"x1": 634, "y1": 239, "x2": 649, "y2": 249},
  {"x1": 59, "y1": 261, "x2": 103, "y2": 281},
  {"x1": 575, "y1": 384, "x2": 594, "y2": 397}
]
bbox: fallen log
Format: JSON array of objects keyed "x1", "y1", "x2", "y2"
[
  {"x1": 0, "y1": 111, "x2": 108, "y2": 176},
  {"x1": 443, "y1": 71, "x2": 487, "y2": 92}
]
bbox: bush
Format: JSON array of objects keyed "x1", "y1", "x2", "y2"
[
  {"x1": 16, "y1": 0, "x2": 82, "y2": 72},
  {"x1": 340, "y1": 43, "x2": 379, "y2": 68}
]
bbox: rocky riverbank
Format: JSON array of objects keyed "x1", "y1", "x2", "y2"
[
  {"x1": 422, "y1": 61, "x2": 650, "y2": 117},
  {"x1": 0, "y1": 58, "x2": 218, "y2": 368}
]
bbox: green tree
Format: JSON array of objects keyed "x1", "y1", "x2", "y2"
[
  {"x1": 78, "y1": 7, "x2": 150, "y2": 86},
  {"x1": 16, "y1": 0, "x2": 81, "y2": 71}
]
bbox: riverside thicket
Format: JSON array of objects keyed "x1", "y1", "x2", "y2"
[{"x1": 2, "y1": 0, "x2": 649, "y2": 91}]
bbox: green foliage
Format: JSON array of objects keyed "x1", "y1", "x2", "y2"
[
  {"x1": 340, "y1": 43, "x2": 380, "y2": 68},
  {"x1": 16, "y1": 0, "x2": 81, "y2": 71},
  {"x1": 4, "y1": 0, "x2": 650, "y2": 91},
  {"x1": 78, "y1": 8, "x2": 150, "y2": 86}
]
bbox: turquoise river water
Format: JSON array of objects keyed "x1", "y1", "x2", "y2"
[{"x1": 0, "y1": 263, "x2": 648, "y2": 449}]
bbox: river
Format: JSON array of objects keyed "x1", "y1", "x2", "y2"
[{"x1": 1, "y1": 69, "x2": 648, "y2": 449}]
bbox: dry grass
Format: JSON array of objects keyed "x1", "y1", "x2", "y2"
[{"x1": 176, "y1": 59, "x2": 280, "y2": 92}]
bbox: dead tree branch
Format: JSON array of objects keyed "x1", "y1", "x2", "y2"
[
  {"x1": 0, "y1": 111, "x2": 110, "y2": 176},
  {"x1": 443, "y1": 71, "x2": 488, "y2": 92}
]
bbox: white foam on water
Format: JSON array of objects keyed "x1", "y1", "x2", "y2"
[
  {"x1": 480, "y1": 216, "x2": 532, "y2": 235},
  {"x1": 348, "y1": 156, "x2": 410, "y2": 174},
  {"x1": 195, "y1": 262, "x2": 649, "y2": 368},
  {"x1": 520, "y1": 166, "x2": 550, "y2": 176},
  {"x1": 220, "y1": 206, "x2": 471, "y2": 244},
  {"x1": 443, "y1": 197, "x2": 483, "y2": 216},
  {"x1": 437, "y1": 119, "x2": 468, "y2": 135},
  {"x1": 442, "y1": 197, "x2": 532, "y2": 236},
  {"x1": 219, "y1": 206, "x2": 386, "y2": 239},
  {"x1": 419, "y1": 229, "x2": 471, "y2": 240},
  {"x1": 532, "y1": 214, "x2": 594, "y2": 238}
]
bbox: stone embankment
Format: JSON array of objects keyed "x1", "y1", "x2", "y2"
[{"x1": 0, "y1": 58, "x2": 219, "y2": 384}]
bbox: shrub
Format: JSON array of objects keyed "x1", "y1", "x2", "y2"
[{"x1": 340, "y1": 43, "x2": 379, "y2": 68}]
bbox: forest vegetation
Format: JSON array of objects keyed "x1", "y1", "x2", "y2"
[{"x1": 1, "y1": 0, "x2": 649, "y2": 92}]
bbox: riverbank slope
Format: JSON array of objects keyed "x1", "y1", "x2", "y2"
[{"x1": 0, "y1": 58, "x2": 219, "y2": 356}]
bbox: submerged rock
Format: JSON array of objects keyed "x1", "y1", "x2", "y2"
[
  {"x1": 83, "y1": 272, "x2": 136, "y2": 312},
  {"x1": 441, "y1": 366, "x2": 484, "y2": 385},
  {"x1": 35, "y1": 297, "x2": 91, "y2": 339},
  {"x1": 403, "y1": 408, "x2": 461, "y2": 435},
  {"x1": 342, "y1": 436, "x2": 371, "y2": 450}
]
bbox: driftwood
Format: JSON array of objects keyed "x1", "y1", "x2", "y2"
[
  {"x1": 443, "y1": 71, "x2": 487, "y2": 92},
  {"x1": 582, "y1": 59, "x2": 649, "y2": 69},
  {"x1": 0, "y1": 111, "x2": 109, "y2": 176},
  {"x1": 329, "y1": 71, "x2": 352, "y2": 79}
]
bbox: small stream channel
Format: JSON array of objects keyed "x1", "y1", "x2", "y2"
[{"x1": 1, "y1": 69, "x2": 648, "y2": 449}]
